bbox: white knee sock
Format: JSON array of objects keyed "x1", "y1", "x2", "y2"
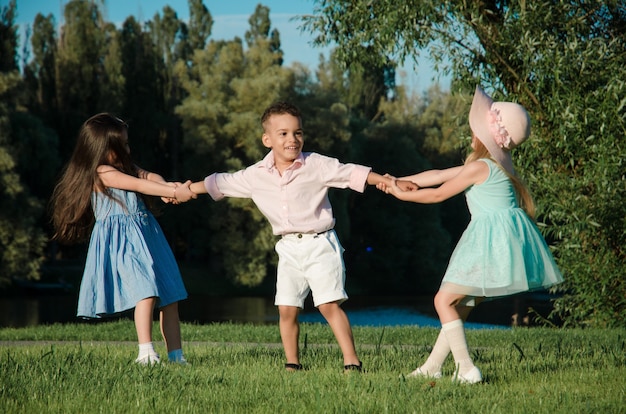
[
  {"x1": 442, "y1": 319, "x2": 474, "y2": 375},
  {"x1": 420, "y1": 329, "x2": 450, "y2": 375}
]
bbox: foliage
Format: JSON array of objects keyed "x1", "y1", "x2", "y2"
[
  {"x1": 23, "y1": 13, "x2": 58, "y2": 128},
  {"x1": 302, "y1": 0, "x2": 626, "y2": 327},
  {"x1": 175, "y1": 6, "x2": 294, "y2": 286},
  {"x1": 0, "y1": 0, "x2": 18, "y2": 72},
  {"x1": 1, "y1": 322, "x2": 625, "y2": 413},
  {"x1": 0, "y1": 2, "x2": 48, "y2": 287},
  {"x1": 0, "y1": 0, "x2": 462, "y2": 295},
  {"x1": 0, "y1": 73, "x2": 48, "y2": 287}
]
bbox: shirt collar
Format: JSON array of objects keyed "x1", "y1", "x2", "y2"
[{"x1": 261, "y1": 150, "x2": 305, "y2": 172}]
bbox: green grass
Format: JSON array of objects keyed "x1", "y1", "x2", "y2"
[{"x1": 1, "y1": 322, "x2": 625, "y2": 413}]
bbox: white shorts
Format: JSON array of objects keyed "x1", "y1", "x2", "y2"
[{"x1": 274, "y1": 230, "x2": 347, "y2": 308}]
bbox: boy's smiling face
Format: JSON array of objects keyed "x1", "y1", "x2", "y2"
[{"x1": 262, "y1": 113, "x2": 304, "y2": 170}]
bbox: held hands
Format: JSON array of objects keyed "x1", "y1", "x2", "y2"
[
  {"x1": 162, "y1": 180, "x2": 197, "y2": 204},
  {"x1": 396, "y1": 179, "x2": 418, "y2": 192},
  {"x1": 376, "y1": 174, "x2": 418, "y2": 195}
]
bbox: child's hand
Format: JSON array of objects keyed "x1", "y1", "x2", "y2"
[
  {"x1": 173, "y1": 180, "x2": 197, "y2": 203},
  {"x1": 396, "y1": 180, "x2": 418, "y2": 192},
  {"x1": 376, "y1": 174, "x2": 418, "y2": 194},
  {"x1": 161, "y1": 182, "x2": 178, "y2": 204},
  {"x1": 161, "y1": 182, "x2": 183, "y2": 204}
]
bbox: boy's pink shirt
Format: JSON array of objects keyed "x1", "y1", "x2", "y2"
[{"x1": 204, "y1": 151, "x2": 371, "y2": 235}]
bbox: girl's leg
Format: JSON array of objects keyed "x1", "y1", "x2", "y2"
[
  {"x1": 160, "y1": 302, "x2": 186, "y2": 363},
  {"x1": 278, "y1": 305, "x2": 301, "y2": 369},
  {"x1": 409, "y1": 329, "x2": 448, "y2": 377},
  {"x1": 134, "y1": 297, "x2": 160, "y2": 364},
  {"x1": 317, "y1": 301, "x2": 360, "y2": 367},
  {"x1": 434, "y1": 290, "x2": 482, "y2": 383},
  {"x1": 160, "y1": 302, "x2": 182, "y2": 352},
  {"x1": 410, "y1": 300, "x2": 476, "y2": 377}
]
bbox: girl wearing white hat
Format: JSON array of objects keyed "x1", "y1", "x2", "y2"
[{"x1": 378, "y1": 86, "x2": 563, "y2": 383}]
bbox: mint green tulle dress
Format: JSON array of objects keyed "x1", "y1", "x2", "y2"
[
  {"x1": 440, "y1": 159, "x2": 563, "y2": 298},
  {"x1": 77, "y1": 188, "x2": 187, "y2": 318}
]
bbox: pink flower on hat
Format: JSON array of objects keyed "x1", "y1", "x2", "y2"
[{"x1": 488, "y1": 108, "x2": 512, "y2": 150}]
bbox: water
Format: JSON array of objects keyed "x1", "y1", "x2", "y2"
[{"x1": 0, "y1": 292, "x2": 555, "y2": 329}]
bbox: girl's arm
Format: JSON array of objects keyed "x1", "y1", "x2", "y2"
[
  {"x1": 135, "y1": 166, "x2": 181, "y2": 203},
  {"x1": 97, "y1": 165, "x2": 196, "y2": 202},
  {"x1": 367, "y1": 172, "x2": 417, "y2": 191},
  {"x1": 136, "y1": 166, "x2": 167, "y2": 183},
  {"x1": 399, "y1": 166, "x2": 464, "y2": 188},
  {"x1": 383, "y1": 161, "x2": 488, "y2": 204}
]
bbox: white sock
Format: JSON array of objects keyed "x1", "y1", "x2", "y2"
[
  {"x1": 442, "y1": 319, "x2": 475, "y2": 375},
  {"x1": 420, "y1": 329, "x2": 450, "y2": 374},
  {"x1": 137, "y1": 342, "x2": 156, "y2": 359},
  {"x1": 167, "y1": 349, "x2": 185, "y2": 363}
]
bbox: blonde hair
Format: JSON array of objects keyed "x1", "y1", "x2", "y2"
[{"x1": 466, "y1": 138, "x2": 536, "y2": 219}]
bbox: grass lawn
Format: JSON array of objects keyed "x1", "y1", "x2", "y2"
[{"x1": 1, "y1": 321, "x2": 624, "y2": 413}]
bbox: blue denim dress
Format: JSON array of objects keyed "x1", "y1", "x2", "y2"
[{"x1": 77, "y1": 188, "x2": 187, "y2": 318}]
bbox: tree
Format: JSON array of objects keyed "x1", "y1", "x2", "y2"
[
  {"x1": 186, "y1": 0, "x2": 213, "y2": 53},
  {"x1": 98, "y1": 21, "x2": 124, "y2": 115},
  {"x1": 286, "y1": 53, "x2": 456, "y2": 294},
  {"x1": 0, "y1": 74, "x2": 48, "y2": 287},
  {"x1": 146, "y1": 2, "x2": 213, "y2": 181},
  {"x1": 119, "y1": 16, "x2": 160, "y2": 167},
  {"x1": 55, "y1": 0, "x2": 107, "y2": 158},
  {"x1": 175, "y1": 5, "x2": 294, "y2": 286},
  {"x1": 23, "y1": 13, "x2": 58, "y2": 125},
  {"x1": 0, "y1": 2, "x2": 48, "y2": 286},
  {"x1": 0, "y1": 0, "x2": 18, "y2": 72},
  {"x1": 302, "y1": 0, "x2": 626, "y2": 327}
]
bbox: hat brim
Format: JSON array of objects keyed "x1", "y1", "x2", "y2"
[{"x1": 468, "y1": 86, "x2": 513, "y2": 174}]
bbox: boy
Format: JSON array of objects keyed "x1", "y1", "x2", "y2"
[{"x1": 189, "y1": 102, "x2": 416, "y2": 371}]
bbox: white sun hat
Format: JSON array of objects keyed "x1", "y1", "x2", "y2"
[{"x1": 468, "y1": 86, "x2": 531, "y2": 174}]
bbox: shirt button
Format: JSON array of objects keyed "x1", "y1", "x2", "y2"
[{"x1": 297, "y1": 234, "x2": 303, "y2": 238}]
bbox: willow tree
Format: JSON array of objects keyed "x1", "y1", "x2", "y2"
[{"x1": 302, "y1": 1, "x2": 626, "y2": 327}]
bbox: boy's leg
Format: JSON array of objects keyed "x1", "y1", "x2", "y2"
[
  {"x1": 278, "y1": 305, "x2": 300, "y2": 367},
  {"x1": 318, "y1": 301, "x2": 360, "y2": 366}
]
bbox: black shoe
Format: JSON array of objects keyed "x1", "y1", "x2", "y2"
[
  {"x1": 285, "y1": 363, "x2": 303, "y2": 371},
  {"x1": 344, "y1": 361, "x2": 363, "y2": 372}
]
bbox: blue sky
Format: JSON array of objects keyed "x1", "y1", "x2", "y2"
[{"x1": 6, "y1": 0, "x2": 449, "y2": 93}]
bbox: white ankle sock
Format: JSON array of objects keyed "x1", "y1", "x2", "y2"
[
  {"x1": 420, "y1": 329, "x2": 450, "y2": 375},
  {"x1": 442, "y1": 319, "x2": 475, "y2": 375},
  {"x1": 138, "y1": 342, "x2": 156, "y2": 359}
]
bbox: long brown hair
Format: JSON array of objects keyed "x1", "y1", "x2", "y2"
[
  {"x1": 50, "y1": 113, "x2": 139, "y2": 243},
  {"x1": 465, "y1": 138, "x2": 536, "y2": 219}
]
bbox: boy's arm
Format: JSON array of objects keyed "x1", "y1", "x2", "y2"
[
  {"x1": 189, "y1": 180, "x2": 208, "y2": 195},
  {"x1": 367, "y1": 172, "x2": 417, "y2": 191}
]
